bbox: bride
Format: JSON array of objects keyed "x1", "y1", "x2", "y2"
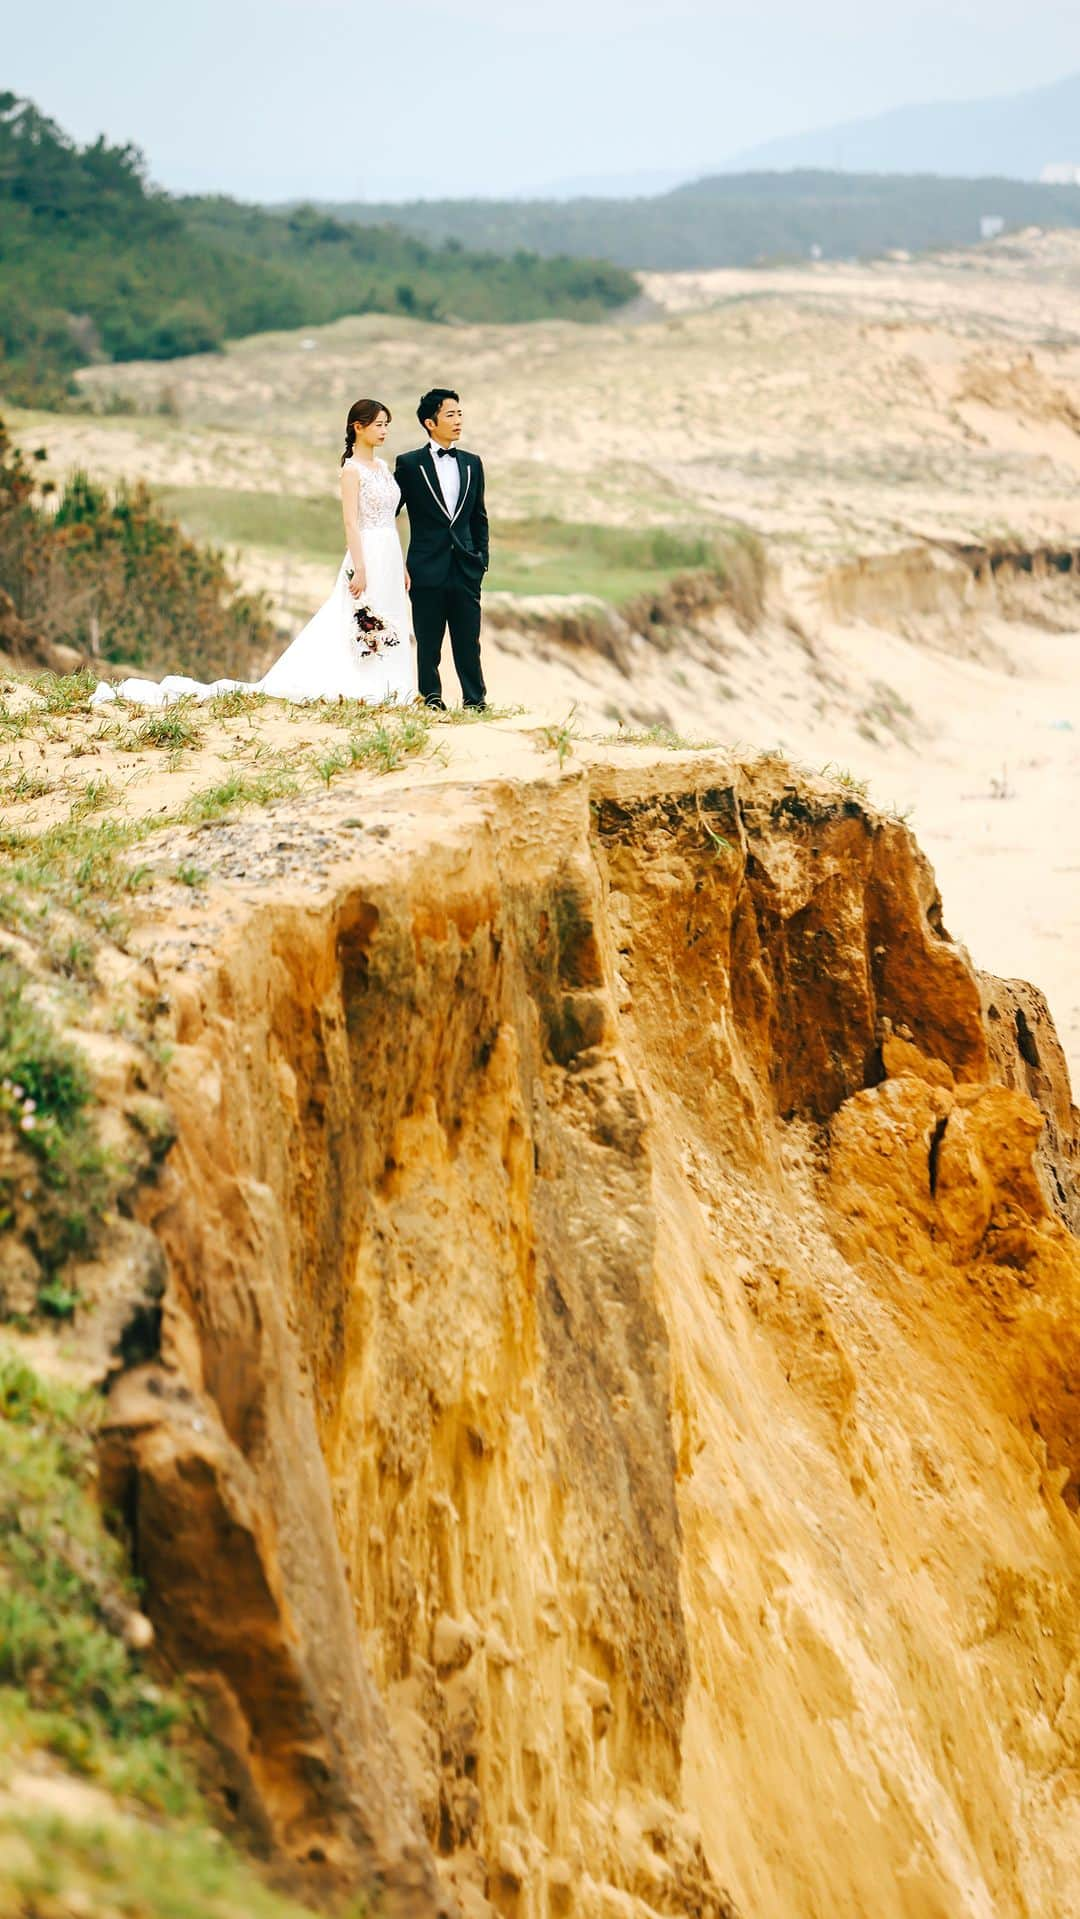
[{"x1": 91, "y1": 398, "x2": 417, "y2": 709}]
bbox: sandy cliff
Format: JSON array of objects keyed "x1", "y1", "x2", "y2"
[{"x1": 75, "y1": 745, "x2": 1080, "y2": 1919}]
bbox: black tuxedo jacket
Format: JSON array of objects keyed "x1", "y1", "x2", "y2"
[{"x1": 394, "y1": 445, "x2": 489, "y2": 592}]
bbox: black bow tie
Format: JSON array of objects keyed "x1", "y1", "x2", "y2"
[{"x1": 436, "y1": 446, "x2": 457, "y2": 459}]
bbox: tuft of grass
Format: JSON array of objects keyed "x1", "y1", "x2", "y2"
[
  {"x1": 228, "y1": 733, "x2": 274, "y2": 765},
  {"x1": 183, "y1": 774, "x2": 247, "y2": 821},
  {"x1": 433, "y1": 702, "x2": 525, "y2": 725},
  {"x1": 175, "y1": 860, "x2": 208, "y2": 888},
  {"x1": 819, "y1": 761, "x2": 870, "y2": 798},
  {"x1": 32, "y1": 670, "x2": 99, "y2": 717},
  {"x1": 346, "y1": 712, "x2": 431, "y2": 775},
  {"x1": 303, "y1": 696, "x2": 383, "y2": 728},
  {"x1": 598, "y1": 724, "x2": 717, "y2": 750},
  {"x1": 701, "y1": 820, "x2": 734, "y2": 859},
  {"x1": 4, "y1": 766, "x2": 55, "y2": 803},
  {"x1": 182, "y1": 760, "x2": 301, "y2": 823},
  {"x1": 207, "y1": 686, "x2": 268, "y2": 720},
  {"x1": 134, "y1": 706, "x2": 203, "y2": 752},
  {"x1": 537, "y1": 706, "x2": 578, "y2": 767},
  {"x1": 69, "y1": 775, "x2": 118, "y2": 819},
  {"x1": 281, "y1": 695, "x2": 422, "y2": 731},
  {"x1": 246, "y1": 765, "x2": 302, "y2": 806},
  {"x1": 0, "y1": 701, "x2": 34, "y2": 741},
  {"x1": 311, "y1": 745, "x2": 349, "y2": 789}
]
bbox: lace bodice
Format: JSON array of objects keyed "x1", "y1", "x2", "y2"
[{"x1": 348, "y1": 457, "x2": 400, "y2": 530}]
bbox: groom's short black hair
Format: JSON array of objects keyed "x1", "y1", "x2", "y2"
[{"x1": 418, "y1": 387, "x2": 459, "y2": 429}]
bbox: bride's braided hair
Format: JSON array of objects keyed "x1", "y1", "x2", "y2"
[{"x1": 341, "y1": 397, "x2": 391, "y2": 465}]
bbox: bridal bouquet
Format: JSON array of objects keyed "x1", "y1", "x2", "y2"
[{"x1": 347, "y1": 573, "x2": 401, "y2": 657}]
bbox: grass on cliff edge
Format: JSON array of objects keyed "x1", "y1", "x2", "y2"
[
  {"x1": 0, "y1": 672, "x2": 446, "y2": 1321},
  {"x1": 0, "y1": 1350, "x2": 370, "y2": 1919}
]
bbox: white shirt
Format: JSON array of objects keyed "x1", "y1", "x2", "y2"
[{"x1": 427, "y1": 437, "x2": 462, "y2": 516}]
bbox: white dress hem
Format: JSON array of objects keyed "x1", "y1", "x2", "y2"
[{"x1": 92, "y1": 457, "x2": 417, "y2": 709}]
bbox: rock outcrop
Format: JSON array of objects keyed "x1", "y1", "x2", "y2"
[{"x1": 96, "y1": 753, "x2": 1080, "y2": 1919}]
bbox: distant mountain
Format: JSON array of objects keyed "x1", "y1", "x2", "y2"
[
  {"x1": 725, "y1": 72, "x2": 1080, "y2": 180},
  {"x1": 509, "y1": 167, "x2": 699, "y2": 201}
]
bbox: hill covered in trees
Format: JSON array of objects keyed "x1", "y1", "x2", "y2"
[
  {"x1": 339, "y1": 169, "x2": 1080, "y2": 271},
  {"x1": 0, "y1": 93, "x2": 636, "y2": 404}
]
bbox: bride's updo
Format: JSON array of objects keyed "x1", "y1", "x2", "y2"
[{"x1": 342, "y1": 397, "x2": 391, "y2": 465}]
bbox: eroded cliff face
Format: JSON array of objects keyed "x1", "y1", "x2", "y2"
[
  {"x1": 98, "y1": 755, "x2": 1080, "y2": 1919},
  {"x1": 819, "y1": 539, "x2": 1080, "y2": 652}
]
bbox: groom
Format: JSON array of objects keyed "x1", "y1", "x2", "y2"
[{"x1": 394, "y1": 388, "x2": 489, "y2": 710}]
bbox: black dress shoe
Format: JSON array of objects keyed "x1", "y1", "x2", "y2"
[
  {"x1": 465, "y1": 701, "x2": 488, "y2": 712},
  {"x1": 424, "y1": 698, "x2": 447, "y2": 710}
]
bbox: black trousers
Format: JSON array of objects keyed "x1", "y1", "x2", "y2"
[{"x1": 410, "y1": 577, "x2": 486, "y2": 708}]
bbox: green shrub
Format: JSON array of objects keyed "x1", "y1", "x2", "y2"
[
  {"x1": 0, "y1": 1811, "x2": 371, "y2": 1919},
  {"x1": 0, "y1": 1350, "x2": 193, "y2": 1811},
  {"x1": 0, "y1": 962, "x2": 90, "y2": 1127},
  {"x1": 0, "y1": 956, "x2": 111, "y2": 1271},
  {"x1": 0, "y1": 417, "x2": 276, "y2": 681}
]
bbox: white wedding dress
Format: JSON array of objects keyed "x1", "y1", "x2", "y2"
[{"x1": 91, "y1": 457, "x2": 416, "y2": 709}]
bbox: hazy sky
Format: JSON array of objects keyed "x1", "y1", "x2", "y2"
[{"x1": 9, "y1": 0, "x2": 1080, "y2": 200}]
